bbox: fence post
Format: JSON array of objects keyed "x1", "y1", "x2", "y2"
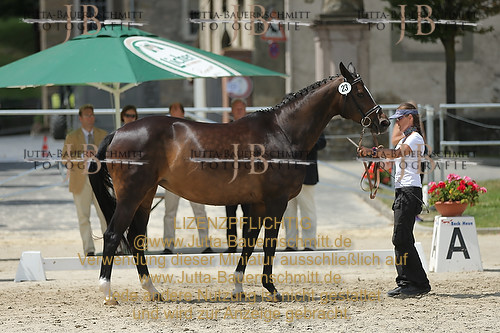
[
  {"x1": 439, "y1": 104, "x2": 445, "y2": 181},
  {"x1": 425, "y1": 105, "x2": 434, "y2": 184}
]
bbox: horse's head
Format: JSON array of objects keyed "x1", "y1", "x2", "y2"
[{"x1": 338, "y1": 62, "x2": 390, "y2": 134}]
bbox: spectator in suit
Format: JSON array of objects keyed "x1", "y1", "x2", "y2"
[{"x1": 62, "y1": 104, "x2": 108, "y2": 256}]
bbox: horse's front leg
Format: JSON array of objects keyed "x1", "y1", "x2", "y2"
[
  {"x1": 261, "y1": 198, "x2": 288, "y2": 302},
  {"x1": 99, "y1": 204, "x2": 134, "y2": 305},
  {"x1": 232, "y1": 203, "x2": 265, "y2": 299},
  {"x1": 262, "y1": 218, "x2": 282, "y2": 301}
]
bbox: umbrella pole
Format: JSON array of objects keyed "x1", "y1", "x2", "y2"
[
  {"x1": 87, "y1": 82, "x2": 137, "y2": 130},
  {"x1": 113, "y1": 83, "x2": 121, "y2": 129}
]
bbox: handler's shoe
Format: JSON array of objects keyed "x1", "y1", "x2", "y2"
[
  {"x1": 400, "y1": 285, "x2": 431, "y2": 297},
  {"x1": 387, "y1": 286, "x2": 403, "y2": 297}
]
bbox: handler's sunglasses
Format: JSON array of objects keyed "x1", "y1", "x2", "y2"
[
  {"x1": 396, "y1": 114, "x2": 409, "y2": 122},
  {"x1": 124, "y1": 113, "x2": 137, "y2": 118}
]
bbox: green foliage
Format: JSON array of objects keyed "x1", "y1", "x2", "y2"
[
  {"x1": 465, "y1": 179, "x2": 500, "y2": 228},
  {"x1": 0, "y1": 17, "x2": 38, "y2": 65},
  {"x1": 0, "y1": 0, "x2": 39, "y2": 18},
  {"x1": 0, "y1": 16, "x2": 40, "y2": 101},
  {"x1": 0, "y1": 86, "x2": 40, "y2": 99}
]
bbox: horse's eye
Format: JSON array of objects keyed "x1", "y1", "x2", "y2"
[{"x1": 357, "y1": 92, "x2": 364, "y2": 98}]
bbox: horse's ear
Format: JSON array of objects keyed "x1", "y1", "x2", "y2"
[
  {"x1": 347, "y1": 62, "x2": 358, "y2": 76},
  {"x1": 339, "y1": 62, "x2": 353, "y2": 81}
]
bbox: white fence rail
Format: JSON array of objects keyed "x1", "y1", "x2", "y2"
[
  {"x1": 0, "y1": 107, "x2": 266, "y2": 116},
  {"x1": 0, "y1": 104, "x2": 404, "y2": 134},
  {"x1": 0, "y1": 104, "x2": 403, "y2": 116}
]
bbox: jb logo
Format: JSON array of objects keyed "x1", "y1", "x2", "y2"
[
  {"x1": 229, "y1": 5, "x2": 270, "y2": 45},
  {"x1": 229, "y1": 144, "x2": 268, "y2": 183},
  {"x1": 192, "y1": 144, "x2": 310, "y2": 183},
  {"x1": 397, "y1": 5, "x2": 435, "y2": 45},
  {"x1": 63, "y1": 5, "x2": 101, "y2": 43}
]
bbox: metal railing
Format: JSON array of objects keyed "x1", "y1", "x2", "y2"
[
  {"x1": 439, "y1": 103, "x2": 500, "y2": 151},
  {"x1": 434, "y1": 103, "x2": 500, "y2": 181}
]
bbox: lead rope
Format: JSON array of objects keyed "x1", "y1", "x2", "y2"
[
  {"x1": 341, "y1": 84, "x2": 382, "y2": 199},
  {"x1": 358, "y1": 126, "x2": 383, "y2": 199}
]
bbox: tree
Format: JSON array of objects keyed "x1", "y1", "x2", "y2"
[
  {"x1": 382, "y1": 0, "x2": 500, "y2": 141},
  {"x1": 0, "y1": 0, "x2": 39, "y2": 18}
]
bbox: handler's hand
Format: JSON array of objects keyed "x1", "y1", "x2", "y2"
[{"x1": 357, "y1": 146, "x2": 371, "y2": 157}]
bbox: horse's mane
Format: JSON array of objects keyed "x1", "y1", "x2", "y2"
[{"x1": 258, "y1": 74, "x2": 341, "y2": 114}]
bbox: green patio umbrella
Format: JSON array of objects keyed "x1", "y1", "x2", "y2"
[{"x1": 0, "y1": 26, "x2": 285, "y2": 127}]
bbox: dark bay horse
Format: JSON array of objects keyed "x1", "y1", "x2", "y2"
[{"x1": 89, "y1": 62, "x2": 389, "y2": 304}]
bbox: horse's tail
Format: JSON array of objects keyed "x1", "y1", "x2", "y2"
[
  {"x1": 89, "y1": 132, "x2": 116, "y2": 226},
  {"x1": 89, "y1": 132, "x2": 131, "y2": 254}
]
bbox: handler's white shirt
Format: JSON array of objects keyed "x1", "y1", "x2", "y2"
[{"x1": 394, "y1": 132, "x2": 424, "y2": 188}]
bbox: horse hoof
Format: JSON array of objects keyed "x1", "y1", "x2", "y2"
[
  {"x1": 103, "y1": 298, "x2": 119, "y2": 306},
  {"x1": 270, "y1": 292, "x2": 282, "y2": 302},
  {"x1": 151, "y1": 292, "x2": 166, "y2": 302},
  {"x1": 231, "y1": 292, "x2": 245, "y2": 301}
]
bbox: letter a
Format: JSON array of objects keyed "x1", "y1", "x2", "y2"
[{"x1": 446, "y1": 227, "x2": 470, "y2": 259}]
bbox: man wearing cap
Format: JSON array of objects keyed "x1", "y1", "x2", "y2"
[{"x1": 358, "y1": 102, "x2": 431, "y2": 298}]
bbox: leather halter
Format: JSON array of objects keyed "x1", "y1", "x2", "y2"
[
  {"x1": 341, "y1": 76, "x2": 383, "y2": 199},
  {"x1": 347, "y1": 76, "x2": 382, "y2": 129}
]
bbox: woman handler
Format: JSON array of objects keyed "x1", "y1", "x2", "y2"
[{"x1": 358, "y1": 102, "x2": 431, "y2": 297}]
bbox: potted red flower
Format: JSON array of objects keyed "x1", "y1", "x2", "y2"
[
  {"x1": 428, "y1": 174, "x2": 487, "y2": 216},
  {"x1": 364, "y1": 163, "x2": 392, "y2": 186}
]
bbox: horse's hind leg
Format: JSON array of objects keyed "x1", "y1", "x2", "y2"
[
  {"x1": 126, "y1": 188, "x2": 163, "y2": 301},
  {"x1": 99, "y1": 201, "x2": 137, "y2": 305}
]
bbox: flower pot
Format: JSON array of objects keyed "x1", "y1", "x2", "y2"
[{"x1": 434, "y1": 201, "x2": 468, "y2": 216}]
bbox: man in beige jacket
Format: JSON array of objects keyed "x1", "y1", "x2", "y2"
[{"x1": 62, "y1": 104, "x2": 108, "y2": 256}]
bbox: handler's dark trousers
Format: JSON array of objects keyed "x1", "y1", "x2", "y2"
[{"x1": 392, "y1": 187, "x2": 430, "y2": 288}]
